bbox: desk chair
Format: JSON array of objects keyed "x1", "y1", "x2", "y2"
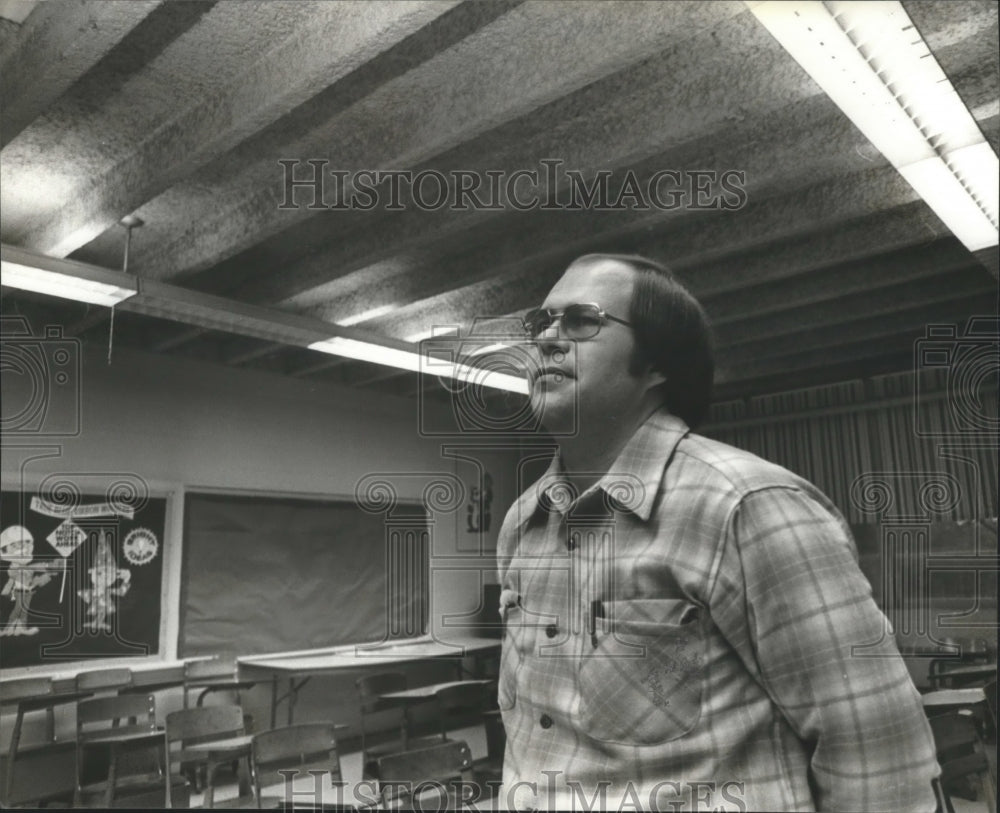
[
  {"x1": 165, "y1": 704, "x2": 253, "y2": 808},
  {"x1": 376, "y1": 740, "x2": 477, "y2": 810},
  {"x1": 434, "y1": 681, "x2": 489, "y2": 741},
  {"x1": 355, "y1": 673, "x2": 438, "y2": 779},
  {"x1": 1, "y1": 677, "x2": 92, "y2": 806},
  {"x1": 928, "y1": 711, "x2": 997, "y2": 813},
  {"x1": 76, "y1": 667, "x2": 133, "y2": 695},
  {"x1": 929, "y1": 662, "x2": 997, "y2": 691},
  {"x1": 476, "y1": 709, "x2": 505, "y2": 787},
  {"x1": 924, "y1": 688, "x2": 994, "y2": 744},
  {"x1": 184, "y1": 655, "x2": 257, "y2": 710},
  {"x1": 928, "y1": 643, "x2": 993, "y2": 689},
  {"x1": 252, "y1": 722, "x2": 349, "y2": 809},
  {"x1": 983, "y1": 677, "x2": 997, "y2": 741},
  {"x1": 74, "y1": 692, "x2": 178, "y2": 808},
  {"x1": 2, "y1": 676, "x2": 51, "y2": 803}
]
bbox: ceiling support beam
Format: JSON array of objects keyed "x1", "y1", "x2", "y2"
[
  {"x1": 0, "y1": 0, "x2": 165, "y2": 148},
  {"x1": 18, "y1": 1, "x2": 464, "y2": 256}
]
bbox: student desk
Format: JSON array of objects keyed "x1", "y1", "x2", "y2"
[
  {"x1": 0, "y1": 659, "x2": 200, "y2": 805},
  {"x1": 928, "y1": 662, "x2": 996, "y2": 689},
  {"x1": 379, "y1": 679, "x2": 494, "y2": 703},
  {"x1": 380, "y1": 679, "x2": 494, "y2": 749},
  {"x1": 237, "y1": 636, "x2": 501, "y2": 728},
  {"x1": 1, "y1": 683, "x2": 93, "y2": 805}
]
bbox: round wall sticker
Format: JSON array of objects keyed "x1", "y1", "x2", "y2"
[{"x1": 123, "y1": 528, "x2": 159, "y2": 566}]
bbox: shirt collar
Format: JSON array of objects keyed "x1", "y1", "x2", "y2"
[{"x1": 522, "y1": 408, "x2": 690, "y2": 523}]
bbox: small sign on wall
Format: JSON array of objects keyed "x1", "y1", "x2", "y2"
[{"x1": 466, "y1": 471, "x2": 494, "y2": 534}]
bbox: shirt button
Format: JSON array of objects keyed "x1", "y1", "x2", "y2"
[
  {"x1": 539, "y1": 714, "x2": 553, "y2": 729},
  {"x1": 545, "y1": 624, "x2": 558, "y2": 638}
]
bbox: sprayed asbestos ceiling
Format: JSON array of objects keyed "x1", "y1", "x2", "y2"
[{"x1": 0, "y1": 0, "x2": 997, "y2": 402}]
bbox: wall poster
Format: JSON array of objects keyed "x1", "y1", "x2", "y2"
[{"x1": 0, "y1": 486, "x2": 166, "y2": 669}]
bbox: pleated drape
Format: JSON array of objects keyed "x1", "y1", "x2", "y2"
[{"x1": 704, "y1": 370, "x2": 997, "y2": 525}]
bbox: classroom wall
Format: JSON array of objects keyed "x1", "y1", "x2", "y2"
[{"x1": 1, "y1": 340, "x2": 517, "y2": 748}]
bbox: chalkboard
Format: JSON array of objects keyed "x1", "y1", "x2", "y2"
[
  {"x1": 179, "y1": 492, "x2": 430, "y2": 657},
  {"x1": 0, "y1": 488, "x2": 166, "y2": 669}
]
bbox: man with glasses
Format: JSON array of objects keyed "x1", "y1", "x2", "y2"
[{"x1": 495, "y1": 254, "x2": 939, "y2": 811}]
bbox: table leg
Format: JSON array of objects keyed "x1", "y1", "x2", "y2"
[
  {"x1": 164, "y1": 737, "x2": 173, "y2": 809},
  {"x1": 270, "y1": 677, "x2": 278, "y2": 730},
  {"x1": 285, "y1": 678, "x2": 310, "y2": 726},
  {"x1": 4, "y1": 707, "x2": 25, "y2": 803},
  {"x1": 238, "y1": 755, "x2": 252, "y2": 796},
  {"x1": 204, "y1": 762, "x2": 217, "y2": 809},
  {"x1": 105, "y1": 743, "x2": 118, "y2": 807}
]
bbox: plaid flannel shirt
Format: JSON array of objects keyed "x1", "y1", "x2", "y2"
[{"x1": 497, "y1": 408, "x2": 939, "y2": 811}]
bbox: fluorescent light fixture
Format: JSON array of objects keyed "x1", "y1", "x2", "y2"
[
  {"x1": 0, "y1": 244, "x2": 528, "y2": 394},
  {"x1": 309, "y1": 336, "x2": 528, "y2": 394},
  {"x1": 1, "y1": 245, "x2": 137, "y2": 307},
  {"x1": 309, "y1": 336, "x2": 425, "y2": 372},
  {"x1": 898, "y1": 153, "x2": 999, "y2": 253},
  {"x1": 748, "y1": 0, "x2": 999, "y2": 252},
  {"x1": 336, "y1": 304, "x2": 397, "y2": 326}
]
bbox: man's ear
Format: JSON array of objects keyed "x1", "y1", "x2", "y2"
[{"x1": 643, "y1": 366, "x2": 667, "y2": 395}]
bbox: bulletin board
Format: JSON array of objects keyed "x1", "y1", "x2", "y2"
[
  {"x1": 0, "y1": 488, "x2": 166, "y2": 669},
  {"x1": 178, "y1": 492, "x2": 430, "y2": 657}
]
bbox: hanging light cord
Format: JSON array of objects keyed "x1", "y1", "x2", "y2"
[{"x1": 109, "y1": 217, "x2": 140, "y2": 364}]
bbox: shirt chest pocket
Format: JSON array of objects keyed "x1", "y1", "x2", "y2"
[{"x1": 577, "y1": 598, "x2": 706, "y2": 745}]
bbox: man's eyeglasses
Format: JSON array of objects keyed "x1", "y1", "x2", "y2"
[{"x1": 522, "y1": 303, "x2": 633, "y2": 340}]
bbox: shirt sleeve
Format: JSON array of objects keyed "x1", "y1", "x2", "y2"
[{"x1": 709, "y1": 486, "x2": 940, "y2": 812}]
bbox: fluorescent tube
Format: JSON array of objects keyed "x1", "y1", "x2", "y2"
[
  {"x1": 309, "y1": 336, "x2": 528, "y2": 394},
  {"x1": 1, "y1": 253, "x2": 137, "y2": 307},
  {"x1": 748, "y1": 0, "x2": 999, "y2": 252}
]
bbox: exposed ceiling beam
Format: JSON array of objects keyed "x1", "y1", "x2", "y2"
[
  {"x1": 49, "y1": 0, "x2": 768, "y2": 351},
  {"x1": 713, "y1": 271, "x2": 995, "y2": 346},
  {"x1": 0, "y1": 0, "x2": 166, "y2": 148},
  {"x1": 111, "y1": 23, "x2": 995, "y2": 355},
  {"x1": 223, "y1": 7, "x2": 826, "y2": 310},
  {"x1": 705, "y1": 246, "x2": 976, "y2": 323},
  {"x1": 288, "y1": 356, "x2": 346, "y2": 380},
  {"x1": 365, "y1": 165, "x2": 934, "y2": 340},
  {"x1": 18, "y1": 0, "x2": 465, "y2": 257},
  {"x1": 712, "y1": 351, "x2": 915, "y2": 400},
  {"x1": 725, "y1": 293, "x2": 993, "y2": 363},
  {"x1": 224, "y1": 341, "x2": 287, "y2": 366},
  {"x1": 105, "y1": 1, "x2": 750, "y2": 281},
  {"x1": 719, "y1": 332, "x2": 939, "y2": 386},
  {"x1": 152, "y1": 325, "x2": 211, "y2": 352}
]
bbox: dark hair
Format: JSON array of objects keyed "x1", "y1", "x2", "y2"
[{"x1": 573, "y1": 253, "x2": 715, "y2": 428}]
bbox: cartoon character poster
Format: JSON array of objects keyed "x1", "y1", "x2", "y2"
[{"x1": 0, "y1": 489, "x2": 166, "y2": 668}]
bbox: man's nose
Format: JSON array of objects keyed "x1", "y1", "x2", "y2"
[
  {"x1": 534, "y1": 318, "x2": 570, "y2": 348},
  {"x1": 532, "y1": 331, "x2": 571, "y2": 372}
]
